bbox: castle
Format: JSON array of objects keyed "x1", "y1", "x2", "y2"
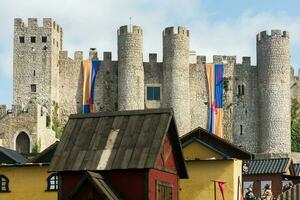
[{"x1": 0, "y1": 18, "x2": 298, "y2": 157}]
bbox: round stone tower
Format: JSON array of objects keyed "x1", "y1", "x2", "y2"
[
  {"x1": 257, "y1": 30, "x2": 291, "y2": 154},
  {"x1": 117, "y1": 25, "x2": 144, "y2": 111},
  {"x1": 162, "y1": 27, "x2": 191, "y2": 135}
]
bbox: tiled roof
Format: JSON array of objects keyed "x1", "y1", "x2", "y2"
[
  {"x1": 243, "y1": 158, "x2": 290, "y2": 175},
  {"x1": 0, "y1": 146, "x2": 28, "y2": 164},
  {"x1": 49, "y1": 109, "x2": 188, "y2": 178}
]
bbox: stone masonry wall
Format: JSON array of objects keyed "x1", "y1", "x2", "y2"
[
  {"x1": 58, "y1": 51, "x2": 83, "y2": 125},
  {"x1": 233, "y1": 57, "x2": 258, "y2": 152},
  {"x1": 144, "y1": 53, "x2": 163, "y2": 109},
  {"x1": 257, "y1": 30, "x2": 291, "y2": 154},
  {"x1": 162, "y1": 27, "x2": 191, "y2": 136}
]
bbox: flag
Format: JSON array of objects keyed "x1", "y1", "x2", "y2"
[
  {"x1": 82, "y1": 60, "x2": 101, "y2": 113},
  {"x1": 206, "y1": 63, "x2": 224, "y2": 137},
  {"x1": 218, "y1": 181, "x2": 226, "y2": 200}
]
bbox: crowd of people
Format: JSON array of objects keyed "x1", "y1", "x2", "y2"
[{"x1": 245, "y1": 184, "x2": 273, "y2": 200}]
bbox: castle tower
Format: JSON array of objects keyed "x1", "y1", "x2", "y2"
[
  {"x1": 117, "y1": 25, "x2": 144, "y2": 110},
  {"x1": 13, "y1": 18, "x2": 63, "y2": 109},
  {"x1": 162, "y1": 27, "x2": 191, "y2": 135},
  {"x1": 257, "y1": 30, "x2": 291, "y2": 154}
]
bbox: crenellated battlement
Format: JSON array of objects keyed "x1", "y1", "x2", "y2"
[
  {"x1": 103, "y1": 52, "x2": 112, "y2": 61},
  {"x1": 256, "y1": 30, "x2": 289, "y2": 42},
  {"x1": 117, "y1": 25, "x2": 143, "y2": 36},
  {"x1": 59, "y1": 50, "x2": 83, "y2": 60},
  {"x1": 212, "y1": 55, "x2": 236, "y2": 64},
  {"x1": 196, "y1": 56, "x2": 206, "y2": 64},
  {"x1": 242, "y1": 56, "x2": 251, "y2": 65},
  {"x1": 163, "y1": 26, "x2": 189, "y2": 37},
  {"x1": 14, "y1": 18, "x2": 63, "y2": 33},
  {"x1": 149, "y1": 53, "x2": 157, "y2": 63}
]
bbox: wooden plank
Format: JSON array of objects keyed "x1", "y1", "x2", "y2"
[
  {"x1": 127, "y1": 114, "x2": 160, "y2": 169},
  {"x1": 84, "y1": 117, "x2": 114, "y2": 169},
  {"x1": 145, "y1": 113, "x2": 171, "y2": 168},
  {"x1": 111, "y1": 115, "x2": 143, "y2": 169},
  {"x1": 72, "y1": 150, "x2": 86, "y2": 170},
  {"x1": 63, "y1": 118, "x2": 96, "y2": 170},
  {"x1": 49, "y1": 119, "x2": 77, "y2": 171}
]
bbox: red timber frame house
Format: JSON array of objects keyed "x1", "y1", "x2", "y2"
[{"x1": 49, "y1": 109, "x2": 188, "y2": 200}]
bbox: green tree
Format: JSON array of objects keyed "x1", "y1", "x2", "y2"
[
  {"x1": 291, "y1": 99, "x2": 300, "y2": 152},
  {"x1": 52, "y1": 101, "x2": 62, "y2": 139}
]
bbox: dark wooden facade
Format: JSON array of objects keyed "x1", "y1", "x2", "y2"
[{"x1": 50, "y1": 109, "x2": 188, "y2": 200}]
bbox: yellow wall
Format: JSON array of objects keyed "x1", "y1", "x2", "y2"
[
  {"x1": 180, "y1": 141, "x2": 242, "y2": 200},
  {"x1": 0, "y1": 165, "x2": 57, "y2": 200},
  {"x1": 183, "y1": 141, "x2": 223, "y2": 160}
]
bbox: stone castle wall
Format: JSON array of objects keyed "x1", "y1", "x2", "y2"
[
  {"x1": 233, "y1": 57, "x2": 258, "y2": 152},
  {"x1": 3, "y1": 18, "x2": 295, "y2": 155}
]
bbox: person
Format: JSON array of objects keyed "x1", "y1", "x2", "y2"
[
  {"x1": 262, "y1": 184, "x2": 272, "y2": 200},
  {"x1": 245, "y1": 186, "x2": 256, "y2": 200}
]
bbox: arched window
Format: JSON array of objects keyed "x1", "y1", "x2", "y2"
[
  {"x1": 0, "y1": 175, "x2": 9, "y2": 192},
  {"x1": 47, "y1": 174, "x2": 58, "y2": 191},
  {"x1": 16, "y1": 132, "x2": 30, "y2": 154}
]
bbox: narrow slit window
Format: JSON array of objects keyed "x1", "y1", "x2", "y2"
[
  {"x1": 42, "y1": 36, "x2": 47, "y2": 43},
  {"x1": 19, "y1": 36, "x2": 25, "y2": 43},
  {"x1": 242, "y1": 85, "x2": 245, "y2": 95},
  {"x1": 33, "y1": 70, "x2": 36, "y2": 77},
  {"x1": 240, "y1": 125, "x2": 243, "y2": 135},
  {"x1": 238, "y1": 85, "x2": 241, "y2": 95},
  {"x1": 31, "y1": 36, "x2": 36, "y2": 43},
  {"x1": 31, "y1": 84, "x2": 37, "y2": 93}
]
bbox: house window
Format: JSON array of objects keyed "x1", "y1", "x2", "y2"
[
  {"x1": 0, "y1": 175, "x2": 9, "y2": 192},
  {"x1": 147, "y1": 86, "x2": 161, "y2": 101},
  {"x1": 19, "y1": 36, "x2": 25, "y2": 43},
  {"x1": 156, "y1": 181, "x2": 173, "y2": 200},
  {"x1": 47, "y1": 174, "x2": 58, "y2": 191},
  {"x1": 42, "y1": 36, "x2": 47, "y2": 43},
  {"x1": 31, "y1": 84, "x2": 37, "y2": 92},
  {"x1": 31, "y1": 36, "x2": 36, "y2": 43}
]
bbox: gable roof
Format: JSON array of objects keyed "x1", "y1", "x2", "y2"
[
  {"x1": 68, "y1": 171, "x2": 123, "y2": 200},
  {"x1": 49, "y1": 109, "x2": 188, "y2": 178},
  {"x1": 31, "y1": 141, "x2": 58, "y2": 163},
  {"x1": 180, "y1": 127, "x2": 252, "y2": 160},
  {"x1": 243, "y1": 158, "x2": 291, "y2": 175},
  {"x1": 0, "y1": 146, "x2": 28, "y2": 164}
]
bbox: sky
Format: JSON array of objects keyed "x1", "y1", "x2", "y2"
[{"x1": 1, "y1": 0, "x2": 300, "y2": 106}]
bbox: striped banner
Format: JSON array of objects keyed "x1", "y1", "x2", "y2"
[
  {"x1": 82, "y1": 60, "x2": 101, "y2": 113},
  {"x1": 206, "y1": 63, "x2": 224, "y2": 137}
]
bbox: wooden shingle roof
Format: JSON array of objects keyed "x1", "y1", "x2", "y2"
[{"x1": 49, "y1": 109, "x2": 188, "y2": 178}]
